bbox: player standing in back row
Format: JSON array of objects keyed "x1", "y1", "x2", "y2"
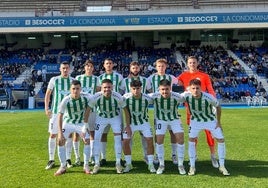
[
  {"x1": 75, "y1": 59, "x2": 100, "y2": 165},
  {"x1": 44, "y1": 61, "x2": 74, "y2": 170},
  {"x1": 177, "y1": 56, "x2": 218, "y2": 168}
]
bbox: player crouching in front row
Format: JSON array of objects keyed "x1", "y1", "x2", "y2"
[
  {"x1": 54, "y1": 80, "x2": 92, "y2": 176},
  {"x1": 122, "y1": 80, "x2": 156, "y2": 173},
  {"x1": 183, "y1": 79, "x2": 230, "y2": 176},
  {"x1": 149, "y1": 79, "x2": 186, "y2": 175}
]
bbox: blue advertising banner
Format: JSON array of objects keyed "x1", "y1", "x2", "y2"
[
  {"x1": 34, "y1": 63, "x2": 60, "y2": 73},
  {"x1": 0, "y1": 12, "x2": 268, "y2": 28}
]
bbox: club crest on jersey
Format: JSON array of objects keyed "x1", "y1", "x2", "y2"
[
  {"x1": 159, "y1": 109, "x2": 173, "y2": 116},
  {"x1": 102, "y1": 111, "x2": 117, "y2": 117},
  {"x1": 132, "y1": 111, "x2": 143, "y2": 117}
]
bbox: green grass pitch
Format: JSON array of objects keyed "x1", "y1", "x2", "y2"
[{"x1": 0, "y1": 108, "x2": 268, "y2": 188}]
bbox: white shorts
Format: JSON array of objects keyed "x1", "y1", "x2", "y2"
[
  {"x1": 189, "y1": 119, "x2": 224, "y2": 139},
  {"x1": 155, "y1": 119, "x2": 184, "y2": 135},
  {"x1": 48, "y1": 114, "x2": 58, "y2": 134},
  {"x1": 123, "y1": 122, "x2": 153, "y2": 139},
  {"x1": 61, "y1": 122, "x2": 90, "y2": 139},
  {"x1": 94, "y1": 115, "x2": 122, "y2": 140},
  {"x1": 102, "y1": 113, "x2": 123, "y2": 134},
  {"x1": 155, "y1": 119, "x2": 172, "y2": 131},
  {"x1": 88, "y1": 112, "x2": 96, "y2": 132}
]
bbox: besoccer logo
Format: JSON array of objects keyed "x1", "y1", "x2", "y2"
[
  {"x1": 177, "y1": 17, "x2": 183, "y2": 23},
  {"x1": 25, "y1": 20, "x2": 31, "y2": 25}
]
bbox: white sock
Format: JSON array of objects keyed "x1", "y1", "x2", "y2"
[
  {"x1": 154, "y1": 142, "x2": 158, "y2": 158},
  {"x1": 90, "y1": 140, "x2": 94, "y2": 159},
  {"x1": 48, "y1": 137, "x2": 56, "y2": 161},
  {"x1": 188, "y1": 141, "x2": 196, "y2": 167},
  {"x1": 171, "y1": 143, "x2": 177, "y2": 156},
  {"x1": 156, "y1": 143, "x2": 165, "y2": 166},
  {"x1": 58, "y1": 146, "x2": 66, "y2": 168},
  {"x1": 141, "y1": 135, "x2": 147, "y2": 158},
  {"x1": 218, "y1": 142, "x2": 226, "y2": 167},
  {"x1": 125, "y1": 155, "x2": 132, "y2": 165},
  {"x1": 101, "y1": 142, "x2": 107, "y2": 160},
  {"x1": 65, "y1": 137, "x2": 72, "y2": 160},
  {"x1": 83, "y1": 144, "x2": 90, "y2": 166},
  {"x1": 114, "y1": 135, "x2": 122, "y2": 165},
  {"x1": 94, "y1": 140, "x2": 100, "y2": 165},
  {"x1": 73, "y1": 141, "x2": 80, "y2": 160},
  {"x1": 147, "y1": 154, "x2": 154, "y2": 165},
  {"x1": 177, "y1": 143, "x2": 185, "y2": 166}
]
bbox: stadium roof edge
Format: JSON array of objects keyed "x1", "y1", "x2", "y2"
[{"x1": 1, "y1": 23, "x2": 268, "y2": 33}]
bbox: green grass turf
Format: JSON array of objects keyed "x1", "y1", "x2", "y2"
[{"x1": 0, "y1": 108, "x2": 268, "y2": 188}]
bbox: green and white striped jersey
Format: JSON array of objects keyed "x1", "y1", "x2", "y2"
[
  {"x1": 98, "y1": 72, "x2": 123, "y2": 92},
  {"x1": 120, "y1": 76, "x2": 148, "y2": 93},
  {"x1": 182, "y1": 92, "x2": 219, "y2": 122},
  {"x1": 47, "y1": 75, "x2": 75, "y2": 114},
  {"x1": 90, "y1": 91, "x2": 123, "y2": 118},
  {"x1": 149, "y1": 92, "x2": 183, "y2": 121},
  {"x1": 75, "y1": 74, "x2": 99, "y2": 95},
  {"x1": 123, "y1": 93, "x2": 153, "y2": 125},
  {"x1": 59, "y1": 93, "x2": 89, "y2": 124},
  {"x1": 147, "y1": 74, "x2": 178, "y2": 93}
]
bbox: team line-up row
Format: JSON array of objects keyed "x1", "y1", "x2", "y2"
[{"x1": 44, "y1": 57, "x2": 230, "y2": 176}]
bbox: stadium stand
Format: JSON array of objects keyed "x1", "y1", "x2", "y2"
[
  {"x1": 111, "y1": 0, "x2": 193, "y2": 10},
  {"x1": 0, "y1": 0, "x2": 268, "y2": 109},
  {"x1": 1, "y1": 44, "x2": 266, "y2": 109},
  {"x1": 197, "y1": 0, "x2": 268, "y2": 7},
  {"x1": 0, "y1": 0, "x2": 81, "y2": 15}
]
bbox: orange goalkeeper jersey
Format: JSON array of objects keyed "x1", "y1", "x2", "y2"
[{"x1": 177, "y1": 71, "x2": 216, "y2": 97}]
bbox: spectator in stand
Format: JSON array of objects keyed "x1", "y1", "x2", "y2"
[{"x1": 245, "y1": 90, "x2": 251, "y2": 97}]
